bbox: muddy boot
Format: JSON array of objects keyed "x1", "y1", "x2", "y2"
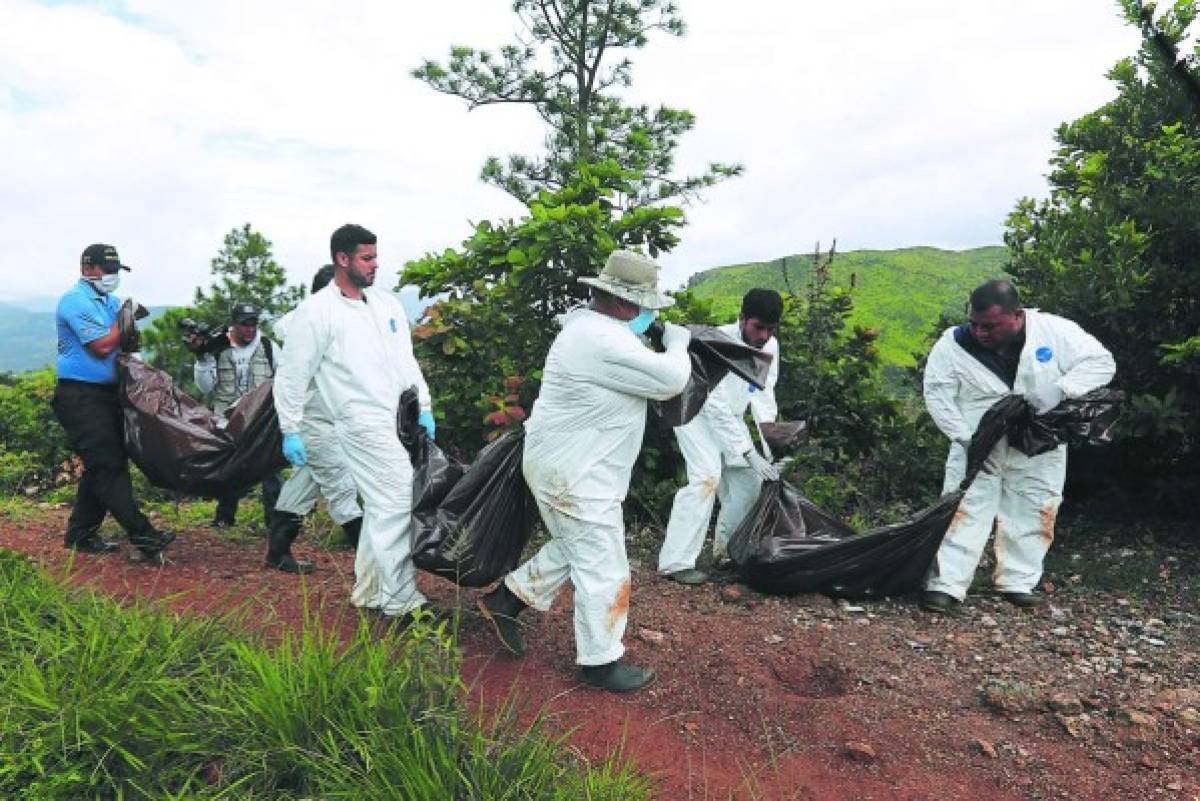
[
  {"x1": 477, "y1": 583, "x2": 527, "y2": 655},
  {"x1": 579, "y1": 661, "x2": 656, "y2": 693},
  {"x1": 340, "y1": 517, "x2": 362, "y2": 549},
  {"x1": 264, "y1": 512, "x2": 313, "y2": 575}
]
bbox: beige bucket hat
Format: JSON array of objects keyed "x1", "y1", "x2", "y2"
[{"x1": 579, "y1": 249, "x2": 676, "y2": 310}]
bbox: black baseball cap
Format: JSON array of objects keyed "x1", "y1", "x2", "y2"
[
  {"x1": 80, "y1": 243, "x2": 131, "y2": 273},
  {"x1": 230, "y1": 302, "x2": 259, "y2": 324}
]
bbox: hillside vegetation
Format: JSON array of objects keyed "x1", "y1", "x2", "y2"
[{"x1": 686, "y1": 246, "x2": 1006, "y2": 365}]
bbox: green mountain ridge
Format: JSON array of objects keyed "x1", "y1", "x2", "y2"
[{"x1": 686, "y1": 245, "x2": 1009, "y2": 365}]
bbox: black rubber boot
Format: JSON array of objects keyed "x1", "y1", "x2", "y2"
[
  {"x1": 129, "y1": 529, "x2": 175, "y2": 562},
  {"x1": 264, "y1": 512, "x2": 313, "y2": 574},
  {"x1": 579, "y1": 661, "x2": 656, "y2": 693},
  {"x1": 477, "y1": 583, "x2": 527, "y2": 655},
  {"x1": 64, "y1": 527, "x2": 119, "y2": 554},
  {"x1": 341, "y1": 517, "x2": 362, "y2": 549}
]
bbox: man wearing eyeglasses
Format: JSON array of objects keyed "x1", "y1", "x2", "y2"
[
  {"x1": 920, "y1": 280, "x2": 1114, "y2": 615},
  {"x1": 52, "y1": 244, "x2": 175, "y2": 560}
]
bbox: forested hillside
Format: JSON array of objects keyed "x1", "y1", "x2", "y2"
[{"x1": 687, "y1": 246, "x2": 1006, "y2": 365}]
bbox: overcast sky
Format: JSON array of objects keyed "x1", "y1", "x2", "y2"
[{"x1": 0, "y1": 0, "x2": 1142, "y2": 306}]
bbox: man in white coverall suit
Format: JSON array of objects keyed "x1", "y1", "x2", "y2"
[
  {"x1": 274, "y1": 224, "x2": 437, "y2": 621},
  {"x1": 476, "y1": 250, "x2": 693, "y2": 693},
  {"x1": 658, "y1": 288, "x2": 784, "y2": 585},
  {"x1": 920, "y1": 280, "x2": 1114, "y2": 614},
  {"x1": 268, "y1": 264, "x2": 364, "y2": 575}
]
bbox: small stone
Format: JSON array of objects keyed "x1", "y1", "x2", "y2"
[
  {"x1": 1055, "y1": 713, "x2": 1090, "y2": 739},
  {"x1": 1116, "y1": 598, "x2": 1130, "y2": 607},
  {"x1": 980, "y1": 615, "x2": 998, "y2": 627},
  {"x1": 1166, "y1": 780, "x2": 1183, "y2": 791},
  {"x1": 637, "y1": 628, "x2": 666, "y2": 646},
  {"x1": 907, "y1": 637, "x2": 932, "y2": 650},
  {"x1": 1047, "y1": 693, "x2": 1083, "y2": 715},
  {"x1": 1050, "y1": 626, "x2": 1070, "y2": 637},
  {"x1": 969, "y1": 738, "x2": 998, "y2": 758},
  {"x1": 719, "y1": 584, "x2": 747, "y2": 604},
  {"x1": 1118, "y1": 708, "x2": 1157, "y2": 727},
  {"x1": 763, "y1": 634, "x2": 783, "y2": 644},
  {"x1": 843, "y1": 741, "x2": 876, "y2": 763},
  {"x1": 1137, "y1": 753, "x2": 1160, "y2": 770},
  {"x1": 1176, "y1": 708, "x2": 1200, "y2": 727},
  {"x1": 1041, "y1": 580, "x2": 1056, "y2": 594}
]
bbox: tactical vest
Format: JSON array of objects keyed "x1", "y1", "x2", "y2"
[{"x1": 212, "y1": 339, "x2": 275, "y2": 416}]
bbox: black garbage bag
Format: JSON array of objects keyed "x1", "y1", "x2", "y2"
[
  {"x1": 727, "y1": 484, "x2": 963, "y2": 599},
  {"x1": 968, "y1": 388, "x2": 1124, "y2": 470},
  {"x1": 728, "y1": 389, "x2": 1122, "y2": 599},
  {"x1": 651, "y1": 325, "x2": 774, "y2": 427},
  {"x1": 759, "y1": 420, "x2": 808, "y2": 456},
  {"x1": 398, "y1": 389, "x2": 538, "y2": 587},
  {"x1": 118, "y1": 354, "x2": 286, "y2": 497}
]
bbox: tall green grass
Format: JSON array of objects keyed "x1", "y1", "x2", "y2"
[{"x1": 0, "y1": 550, "x2": 652, "y2": 800}]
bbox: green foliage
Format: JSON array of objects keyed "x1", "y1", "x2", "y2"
[
  {"x1": 141, "y1": 224, "x2": 304, "y2": 388},
  {"x1": 403, "y1": 162, "x2": 685, "y2": 456},
  {"x1": 0, "y1": 550, "x2": 652, "y2": 799},
  {"x1": 687, "y1": 246, "x2": 1006, "y2": 367},
  {"x1": 413, "y1": 0, "x2": 740, "y2": 208},
  {"x1": 772, "y1": 245, "x2": 944, "y2": 522},
  {"x1": 0, "y1": 369, "x2": 71, "y2": 493},
  {"x1": 1004, "y1": 0, "x2": 1200, "y2": 512}
]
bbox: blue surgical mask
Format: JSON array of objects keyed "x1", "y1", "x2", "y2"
[
  {"x1": 628, "y1": 308, "x2": 657, "y2": 335},
  {"x1": 87, "y1": 273, "x2": 121, "y2": 295}
]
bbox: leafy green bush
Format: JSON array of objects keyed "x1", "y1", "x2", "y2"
[
  {"x1": 0, "y1": 368, "x2": 71, "y2": 492},
  {"x1": 403, "y1": 161, "x2": 685, "y2": 458},
  {"x1": 1004, "y1": 0, "x2": 1200, "y2": 514},
  {"x1": 0, "y1": 550, "x2": 651, "y2": 800}
]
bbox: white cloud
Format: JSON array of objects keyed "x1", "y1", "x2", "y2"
[{"x1": 0, "y1": 0, "x2": 1141, "y2": 303}]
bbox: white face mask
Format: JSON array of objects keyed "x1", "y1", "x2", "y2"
[{"x1": 87, "y1": 273, "x2": 121, "y2": 294}]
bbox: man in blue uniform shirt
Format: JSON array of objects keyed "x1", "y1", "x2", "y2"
[{"x1": 53, "y1": 243, "x2": 174, "y2": 559}]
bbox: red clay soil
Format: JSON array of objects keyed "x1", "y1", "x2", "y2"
[{"x1": 2, "y1": 510, "x2": 1196, "y2": 801}]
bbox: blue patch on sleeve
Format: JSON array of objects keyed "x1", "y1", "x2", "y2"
[
  {"x1": 389, "y1": 318, "x2": 397, "y2": 333},
  {"x1": 1035, "y1": 346, "x2": 1053, "y2": 363}
]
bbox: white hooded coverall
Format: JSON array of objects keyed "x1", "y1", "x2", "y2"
[
  {"x1": 270, "y1": 311, "x2": 362, "y2": 528},
  {"x1": 274, "y1": 284, "x2": 432, "y2": 616},
  {"x1": 504, "y1": 309, "x2": 692, "y2": 666},
  {"x1": 658, "y1": 322, "x2": 779, "y2": 574},
  {"x1": 923, "y1": 309, "x2": 1115, "y2": 600}
]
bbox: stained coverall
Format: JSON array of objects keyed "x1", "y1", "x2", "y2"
[
  {"x1": 923, "y1": 309, "x2": 1115, "y2": 600},
  {"x1": 503, "y1": 309, "x2": 692, "y2": 665},
  {"x1": 658, "y1": 322, "x2": 780, "y2": 574},
  {"x1": 274, "y1": 284, "x2": 431, "y2": 616}
]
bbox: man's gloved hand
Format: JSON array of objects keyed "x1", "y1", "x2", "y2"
[
  {"x1": 1025, "y1": 383, "x2": 1065, "y2": 415},
  {"x1": 418, "y1": 410, "x2": 436, "y2": 440},
  {"x1": 661, "y1": 322, "x2": 691, "y2": 350},
  {"x1": 744, "y1": 449, "x2": 780, "y2": 481},
  {"x1": 282, "y1": 433, "x2": 308, "y2": 467}
]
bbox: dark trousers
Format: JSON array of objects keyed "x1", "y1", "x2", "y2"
[
  {"x1": 52, "y1": 379, "x2": 155, "y2": 543},
  {"x1": 214, "y1": 472, "x2": 282, "y2": 526}
]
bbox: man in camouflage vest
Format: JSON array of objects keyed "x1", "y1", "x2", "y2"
[{"x1": 190, "y1": 302, "x2": 283, "y2": 528}]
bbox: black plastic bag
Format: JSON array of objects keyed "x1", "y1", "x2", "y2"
[
  {"x1": 728, "y1": 389, "x2": 1122, "y2": 599},
  {"x1": 968, "y1": 388, "x2": 1124, "y2": 470},
  {"x1": 727, "y1": 484, "x2": 963, "y2": 599},
  {"x1": 119, "y1": 354, "x2": 286, "y2": 497},
  {"x1": 398, "y1": 389, "x2": 538, "y2": 588},
  {"x1": 651, "y1": 325, "x2": 774, "y2": 427}
]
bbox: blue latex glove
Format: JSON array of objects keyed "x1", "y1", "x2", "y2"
[
  {"x1": 282, "y1": 433, "x2": 308, "y2": 467},
  {"x1": 418, "y1": 410, "x2": 436, "y2": 440}
]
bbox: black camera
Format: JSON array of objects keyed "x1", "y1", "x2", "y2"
[{"x1": 178, "y1": 318, "x2": 231, "y2": 355}]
